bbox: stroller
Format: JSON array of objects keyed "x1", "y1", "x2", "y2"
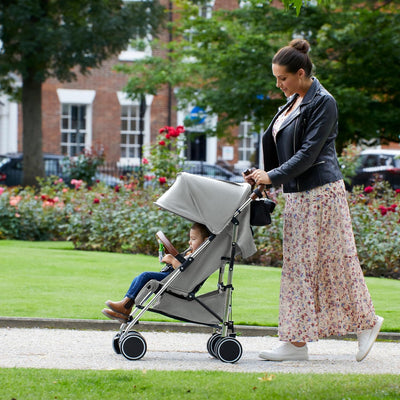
[{"x1": 111, "y1": 172, "x2": 265, "y2": 363}]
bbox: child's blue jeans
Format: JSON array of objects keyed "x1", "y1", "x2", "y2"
[{"x1": 125, "y1": 271, "x2": 170, "y2": 300}]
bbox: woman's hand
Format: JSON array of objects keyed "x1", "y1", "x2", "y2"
[{"x1": 248, "y1": 169, "x2": 272, "y2": 186}]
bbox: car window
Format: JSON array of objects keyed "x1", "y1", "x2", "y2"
[
  {"x1": 362, "y1": 155, "x2": 379, "y2": 168},
  {"x1": 0, "y1": 156, "x2": 11, "y2": 168},
  {"x1": 380, "y1": 155, "x2": 393, "y2": 167}
]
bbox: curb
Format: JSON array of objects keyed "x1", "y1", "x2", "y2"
[{"x1": 0, "y1": 317, "x2": 399, "y2": 341}]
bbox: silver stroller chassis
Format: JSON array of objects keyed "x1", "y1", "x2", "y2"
[{"x1": 111, "y1": 195, "x2": 255, "y2": 364}]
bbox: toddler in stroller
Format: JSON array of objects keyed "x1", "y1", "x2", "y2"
[{"x1": 102, "y1": 222, "x2": 211, "y2": 323}]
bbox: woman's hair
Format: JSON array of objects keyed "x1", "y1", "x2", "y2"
[
  {"x1": 272, "y1": 39, "x2": 313, "y2": 77},
  {"x1": 191, "y1": 222, "x2": 211, "y2": 239}
]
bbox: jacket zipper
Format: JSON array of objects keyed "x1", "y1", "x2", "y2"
[{"x1": 294, "y1": 118, "x2": 300, "y2": 191}]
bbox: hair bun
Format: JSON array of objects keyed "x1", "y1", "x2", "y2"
[{"x1": 289, "y1": 39, "x2": 310, "y2": 54}]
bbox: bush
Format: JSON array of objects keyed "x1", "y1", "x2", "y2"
[{"x1": 1, "y1": 177, "x2": 399, "y2": 278}]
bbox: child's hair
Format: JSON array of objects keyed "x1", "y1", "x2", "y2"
[{"x1": 191, "y1": 222, "x2": 211, "y2": 239}]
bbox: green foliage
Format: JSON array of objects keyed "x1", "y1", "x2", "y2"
[
  {"x1": 0, "y1": 0, "x2": 165, "y2": 94},
  {"x1": 62, "y1": 149, "x2": 105, "y2": 185},
  {"x1": 119, "y1": 1, "x2": 400, "y2": 148},
  {"x1": 142, "y1": 125, "x2": 186, "y2": 188},
  {"x1": 349, "y1": 181, "x2": 400, "y2": 279},
  {"x1": 337, "y1": 142, "x2": 362, "y2": 186}
]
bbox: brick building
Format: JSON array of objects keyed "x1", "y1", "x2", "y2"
[{"x1": 0, "y1": 0, "x2": 258, "y2": 174}]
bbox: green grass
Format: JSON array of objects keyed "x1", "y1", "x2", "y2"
[
  {"x1": 1, "y1": 240, "x2": 399, "y2": 331},
  {"x1": 0, "y1": 369, "x2": 399, "y2": 400}
]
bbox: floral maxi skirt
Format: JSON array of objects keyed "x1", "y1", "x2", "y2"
[{"x1": 279, "y1": 180, "x2": 376, "y2": 342}]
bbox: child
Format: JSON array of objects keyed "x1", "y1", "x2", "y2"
[{"x1": 102, "y1": 222, "x2": 211, "y2": 322}]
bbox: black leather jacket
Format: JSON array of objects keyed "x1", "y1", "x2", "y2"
[{"x1": 262, "y1": 77, "x2": 343, "y2": 193}]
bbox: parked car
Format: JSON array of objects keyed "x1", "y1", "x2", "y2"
[
  {"x1": 0, "y1": 153, "x2": 122, "y2": 187},
  {"x1": 350, "y1": 149, "x2": 400, "y2": 189},
  {"x1": 0, "y1": 153, "x2": 66, "y2": 186},
  {"x1": 181, "y1": 161, "x2": 243, "y2": 183}
]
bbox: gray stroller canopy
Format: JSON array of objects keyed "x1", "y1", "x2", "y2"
[{"x1": 154, "y1": 172, "x2": 256, "y2": 259}]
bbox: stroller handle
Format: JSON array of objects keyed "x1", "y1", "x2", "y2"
[{"x1": 243, "y1": 168, "x2": 266, "y2": 200}]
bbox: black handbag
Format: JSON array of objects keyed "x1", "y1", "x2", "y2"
[{"x1": 250, "y1": 197, "x2": 276, "y2": 226}]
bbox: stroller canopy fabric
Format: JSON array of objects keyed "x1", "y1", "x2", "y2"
[
  {"x1": 154, "y1": 172, "x2": 257, "y2": 259},
  {"x1": 155, "y1": 172, "x2": 251, "y2": 234}
]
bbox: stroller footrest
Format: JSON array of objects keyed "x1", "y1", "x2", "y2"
[{"x1": 135, "y1": 279, "x2": 163, "y2": 305}]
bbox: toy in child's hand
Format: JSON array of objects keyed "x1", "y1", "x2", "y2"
[{"x1": 155, "y1": 231, "x2": 179, "y2": 257}]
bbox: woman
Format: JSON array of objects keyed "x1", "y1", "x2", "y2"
[{"x1": 245, "y1": 39, "x2": 383, "y2": 362}]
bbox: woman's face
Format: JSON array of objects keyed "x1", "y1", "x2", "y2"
[{"x1": 272, "y1": 64, "x2": 301, "y2": 98}]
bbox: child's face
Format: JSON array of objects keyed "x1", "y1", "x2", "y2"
[{"x1": 188, "y1": 228, "x2": 205, "y2": 252}]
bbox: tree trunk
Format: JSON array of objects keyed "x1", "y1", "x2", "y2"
[{"x1": 22, "y1": 75, "x2": 44, "y2": 187}]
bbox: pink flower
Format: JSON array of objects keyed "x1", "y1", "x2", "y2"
[
  {"x1": 159, "y1": 176, "x2": 167, "y2": 184},
  {"x1": 9, "y1": 196, "x2": 22, "y2": 207},
  {"x1": 71, "y1": 179, "x2": 83, "y2": 189},
  {"x1": 62, "y1": 188, "x2": 68, "y2": 193},
  {"x1": 0, "y1": 187, "x2": 5, "y2": 196},
  {"x1": 144, "y1": 175, "x2": 155, "y2": 181},
  {"x1": 15, "y1": 213, "x2": 20, "y2": 218},
  {"x1": 142, "y1": 158, "x2": 149, "y2": 165},
  {"x1": 93, "y1": 198, "x2": 100, "y2": 204},
  {"x1": 364, "y1": 186, "x2": 374, "y2": 193},
  {"x1": 396, "y1": 189, "x2": 400, "y2": 195},
  {"x1": 159, "y1": 140, "x2": 166, "y2": 146}
]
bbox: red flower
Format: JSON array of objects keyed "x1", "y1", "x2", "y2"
[
  {"x1": 378, "y1": 205, "x2": 387, "y2": 216},
  {"x1": 364, "y1": 186, "x2": 374, "y2": 193},
  {"x1": 93, "y1": 198, "x2": 100, "y2": 204},
  {"x1": 159, "y1": 140, "x2": 166, "y2": 146},
  {"x1": 176, "y1": 125, "x2": 185, "y2": 134},
  {"x1": 165, "y1": 133, "x2": 171, "y2": 139},
  {"x1": 114, "y1": 185, "x2": 120, "y2": 192},
  {"x1": 159, "y1": 176, "x2": 167, "y2": 184},
  {"x1": 389, "y1": 204, "x2": 397, "y2": 212},
  {"x1": 396, "y1": 189, "x2": 400, "y2": 195},
  {"x1": 142, "y1": 157, "x2": 149, "y2": 165}
]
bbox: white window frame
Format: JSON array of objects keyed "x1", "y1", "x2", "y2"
[
  {"x1": 235, "y1": 121, "x2": 257, "y2": 170},
  {"x1": 56, "y1": 89, "x2": 96, "y2": 156},
  {"x1": 117, "y1": 92, "x2": 153, "y2": 167}
]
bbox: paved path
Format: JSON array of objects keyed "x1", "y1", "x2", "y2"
[{"x1": 1, "y1": 327, "x2": 399, "y2": 374}]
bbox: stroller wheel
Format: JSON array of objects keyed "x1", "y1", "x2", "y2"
[
  {"x1": 112, "y1": 333, "x2": 121, "y2": 354},
  {"x1": 215, "y1": 337, "x2": 243, "y2": 363},
  {"x1": 120, "y1": 331, "x2": 147, "y2": 361},
  {"x1": 207, "y1": 333, "x2": 221, "y2": 358}
]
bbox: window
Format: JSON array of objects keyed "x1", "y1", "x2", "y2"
[
  {"x1": 120, "y1": 105, "x2": 141, "y2": 159},
  {"x1": 61, "y1": 105, "x2": 87, "y2": 157},
  {"x1": 238, "y1": 122, "x2": 256, "y2": 163}
]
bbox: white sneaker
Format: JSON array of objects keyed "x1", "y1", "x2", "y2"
[
  {"x1": 259, "y1": 342, "x2": 309, "y2": 361},
  {"x1": 356, "y1": 315, "x2": 384, "y2": 362}
]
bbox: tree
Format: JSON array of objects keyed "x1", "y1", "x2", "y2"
[
  {"x1": 118, "y1": 0, "x2": 400, "y2": 150},
  {"x1": 0, "y1": 0, "x2": 165, "y2": 186}
]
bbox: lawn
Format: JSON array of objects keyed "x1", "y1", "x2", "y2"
[
  {"x1": 1, "y1": 369, "x2": 399, "y2": 400},
  {"x1": 1, "y1": 240, "x2": 399, "y2": 331}
]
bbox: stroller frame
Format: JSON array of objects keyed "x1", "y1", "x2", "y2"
[{"x1": 110, "y1": 173, "x2": 260, "y2": 363}]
